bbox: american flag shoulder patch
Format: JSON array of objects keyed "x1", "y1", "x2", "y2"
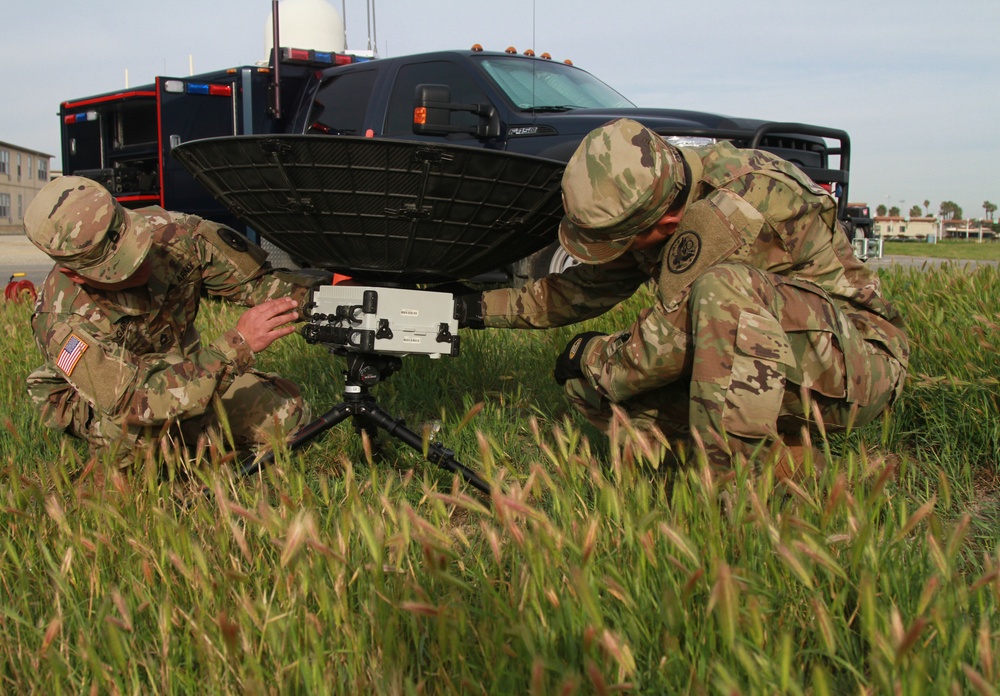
[{"x1": 56, "y1": 333, "x2": 89, "y2": 376}]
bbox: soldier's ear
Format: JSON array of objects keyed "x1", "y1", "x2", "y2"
[
  {"x1": 657, "y1": 210, "x2": 685, "y2": 227},
  {"x1": 58, "y1": 268, "x2": 88, "y2": 285}
]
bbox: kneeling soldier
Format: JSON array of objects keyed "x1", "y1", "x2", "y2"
[
  {"x1": 25, "y1": 176, "x2": 323, "y2": 468},
  {"x1": 459, "y1": 119, "x2": 909, "y2": 474}
]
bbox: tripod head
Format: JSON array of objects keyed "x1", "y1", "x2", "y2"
[{"x1": 338, "y1": 351, "x2": 402, "y2": 389}]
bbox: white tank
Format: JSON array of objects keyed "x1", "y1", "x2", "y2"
[{"x1": 264, "y1": 0, "x2": 346, "y2": 56}]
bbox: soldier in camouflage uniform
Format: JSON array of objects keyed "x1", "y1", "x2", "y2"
[
  {"x1": 460, "y1": 118, "x2": 909, "y2": 471},
  {"x1": 24, "y1": 176, "x2": 323, "y2": 468}
]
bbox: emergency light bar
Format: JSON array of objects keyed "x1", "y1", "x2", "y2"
[
  {"x1": 163, "y1": 81, "x2": 233, "y2": 96},
  {"x1": 63, "y1": 111, "x2": 98, "y2": 124},
  {"x1": 279, "y1": 47, "x2": 357, "y2": 67}
]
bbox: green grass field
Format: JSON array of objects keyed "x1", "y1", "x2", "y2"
[
  {"x1": 883, "y1": 239, "x2": 1000, "y2": 261},
  {"x1": 1, "y1": 263, "x2": 998, "y2": 694}
]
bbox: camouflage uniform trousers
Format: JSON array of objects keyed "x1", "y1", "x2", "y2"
[
  {"x1": 566, "y1": 263, "x2": 906, "y2": 467},
  {"x1": 33, "y1": 370, "x2": 311, "y2": 468}
]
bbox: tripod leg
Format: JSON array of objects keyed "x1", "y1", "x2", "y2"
[
  {"x1": 358, "y1": 404, "x2": 492, "y2": 496},
  {"x1": 239, "y1": 402, "x2": 354, "y2": 477}
]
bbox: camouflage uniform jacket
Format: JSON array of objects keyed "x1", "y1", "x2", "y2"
[
  {"x1": 28, "y1": 207, "x2": 316, "y2": 437},
  {"x1": 483, "y1": 141, "x2": 909, "y2": 403}
]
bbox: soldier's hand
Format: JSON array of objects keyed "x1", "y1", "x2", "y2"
[
  {"x1": 554, "y1": 331, "x2": 605, "y2": 386},
  {"x1": 236, "y1": 298, "x2": 300, "y2": 353}
]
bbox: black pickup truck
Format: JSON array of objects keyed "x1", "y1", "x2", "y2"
[
  {"x1": 287, "y1": 47, "x2": 864, "y2": 276},
  {"x1": 60, "y1": 45, "x2": 869, "y2": 280}
]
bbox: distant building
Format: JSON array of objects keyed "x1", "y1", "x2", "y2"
[
  {"x1": 905, "y1": 217, "x2": 938, "y2": 241},
  {"x1": 941, "y1": 219, "x2": 993, "y2": 241},
  {"x1": 0, "y1": 140, "x2": 54, "y2": 235},
  {"x1": 873, "y1": 216, "x2": 910, "y2": 239},
  {"x1": 873, "y1": 214, "x2": 994, "y2": 242}
]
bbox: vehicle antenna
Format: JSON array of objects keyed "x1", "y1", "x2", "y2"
[{"x1": 342, "y1": 0, "x2": 348, "y2": 49}]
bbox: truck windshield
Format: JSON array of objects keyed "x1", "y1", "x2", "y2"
[{"x1": 476, "y1": 56, "x2": 634, "y2": 111}]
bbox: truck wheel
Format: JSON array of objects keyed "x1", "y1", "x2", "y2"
[
  {"x1": 527, "y1": 241, "x2": 579, "y2": 280},
  {"x1": 260, "y1": 237, "x2": 301, "y2": 269}
]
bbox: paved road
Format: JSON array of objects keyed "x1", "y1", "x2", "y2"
[{"x1": 1, "y1": 235, "x2": 53, "y2": 291}]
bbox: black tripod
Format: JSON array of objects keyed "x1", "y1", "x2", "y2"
[{"x1": 240, "y1": 352, "x2": 492, "y2": 496}]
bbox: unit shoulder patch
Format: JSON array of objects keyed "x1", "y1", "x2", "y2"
[{"x1": 665, "y1": 231, "x2": 702, "y2": 274}]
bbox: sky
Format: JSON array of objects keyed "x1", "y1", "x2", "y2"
[{"x1": 3, "y1": 0, "x2": 998, "y2": 220}]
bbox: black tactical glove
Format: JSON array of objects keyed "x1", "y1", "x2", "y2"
[
  {"x1": 554, "y1": 331, "x2": 605, "y2": 386},
  {"x1": 453, "y1": 293, "x2": 485, "y2": 329}
]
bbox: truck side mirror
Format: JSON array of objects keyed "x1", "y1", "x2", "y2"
[
  {"x1": 413, "y1": 83, "x2": 499, "y2": 138},
  {"x1": 413, "y1": 84, "x2": 453, "y2": 132}
]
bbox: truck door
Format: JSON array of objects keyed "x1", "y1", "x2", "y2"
[
  {"x1": 60, "y1": 108, "x2": 104, "y2": 176},
  {"x1": 304, "y1": 68, "x2": 378, "y2": 136},
  {"x1": 60, "y1": 90, "x2": 160, "y2": 208},
  {"x1": 157, "y1": 74, "x2": 243, "y2": 226},
  {"x1": 382, "y1": 60, "x2": 496, "y2": 147}
]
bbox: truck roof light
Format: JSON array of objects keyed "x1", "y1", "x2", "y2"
[
  {"x1": 164, "y1": 80, "x2": 184, "y2": 93},
  {"x1": 286, "y1": 48, "x2": 312, "y2": 62},
  {"x1": 183, "y1": 82, "x2": 232, "y2": 96},
  {"x1": 523, "y1": 49, "x2": 536, "y2": 57},
  {"x1": 563, "y1": 59, "x2": 574, "y2": 65},
  {"x1": 471, "y1": 44, "x2": 484, "y2": 52},
  {"x1": 63, "y1": 111, "x2": 98, "y2": 124},
  {"x1": 541, "y1": 53, "x2": 552, "y2": 60},
  {"x1": 505, "y1": 46, "x2": 517, "y2": 54},
  {"x1": 280, "y1": 47, "x2": 356, "y2": 66}
]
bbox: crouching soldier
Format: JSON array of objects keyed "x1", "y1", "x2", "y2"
[
  {"x1": 458, "y1": 119, "x2": 909, "y2": 475},
  {"x1": 25, "y1": 176, "x2": 323, "y2": 469}
]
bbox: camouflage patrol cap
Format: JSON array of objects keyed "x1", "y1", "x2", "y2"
[
  {"x1": 24, "y1": 176, "x2": 154, "y2": 283},
  {"x1": 558, "y1": 118, "x2": 686, "y2": 264}
]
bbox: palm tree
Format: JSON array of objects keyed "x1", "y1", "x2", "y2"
[
  {"x1": 923, "y1": 199, "x2": 931, "y2": 216},
  {"x1": 939, "y1": 201, "x2": 963, "y2": 220},
  {"x1": 983, "y1": 201, "x2": 997, "y2": 221}
]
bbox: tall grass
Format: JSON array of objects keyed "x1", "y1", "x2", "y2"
[{"x1": 1, "y1": 263, "x2": 998, "y2": 694}]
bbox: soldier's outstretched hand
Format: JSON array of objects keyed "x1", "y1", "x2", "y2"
[{"x1": 235, "y1": 298, "x2": 300, "y2": 353}]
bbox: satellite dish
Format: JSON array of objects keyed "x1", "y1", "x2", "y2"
[{"x1": 171, "y1": 135, "x2": 566, "y2": 283}]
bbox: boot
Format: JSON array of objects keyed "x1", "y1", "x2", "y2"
[{"x1": 767, "y1": 430, "x2": 826, "y2": 483}]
